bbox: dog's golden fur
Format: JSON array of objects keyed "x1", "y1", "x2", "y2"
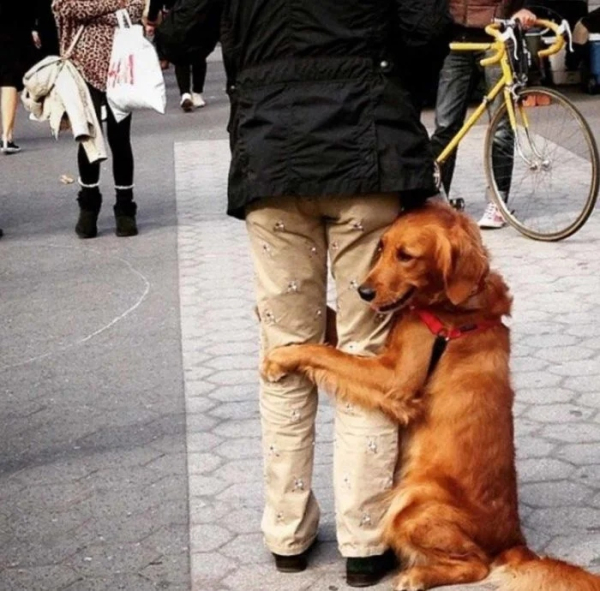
[{"x1": 262, "y1": 201, "x2": 600, "y2": 591}]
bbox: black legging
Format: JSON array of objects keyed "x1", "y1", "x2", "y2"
[
  {"x1": 175, "y1": 57, "x2": 208, "y2": 95},
  {"x1": 78, "y1": 84, "x2": 134, "y2": 188}
]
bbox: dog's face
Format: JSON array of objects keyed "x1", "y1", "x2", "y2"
[{"x1": 359, "y1": 202, "x2": 489, "y2": 312}]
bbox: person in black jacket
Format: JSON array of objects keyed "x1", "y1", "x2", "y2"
[
  {"x1": 160, "y1": 0, "x2": 451, "y2": 586},
  {"x1": 147, "y1": 0, "x2": 219, "y2": 111},
  {"x1": 32, "y1": 0, "x2": 60, "y2": 58}
]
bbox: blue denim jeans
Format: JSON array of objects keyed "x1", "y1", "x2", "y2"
[{"x1": 430, "y1": 49, "x2": 514, "y2": 199}]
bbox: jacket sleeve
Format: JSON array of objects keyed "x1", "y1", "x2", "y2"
[
  {"x1": 52, "y1": 0, "x2": 124, "y2": 22},
  {"x1": 394, "y1": 0, "x2": 453, "y2": 111},
  {"x1": 147, "y1": 0, "x2": 163, "y2": 22}
]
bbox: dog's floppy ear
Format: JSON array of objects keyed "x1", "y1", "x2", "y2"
[{"x1": 437, "y1": 217, "x2": 489, "y2": 305}]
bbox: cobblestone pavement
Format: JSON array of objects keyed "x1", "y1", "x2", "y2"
[{"x1": 176, "y1": 128, "x2": 600, "y2": 591}]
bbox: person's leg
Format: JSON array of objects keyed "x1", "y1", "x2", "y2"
[
  {"x1": 323, "y1": 193, "x2": 402, "y2": 585},
  {"x1": 484, "y1": 58, "x2": 514, "y2": 200},
  {"x1": 477, "y1": 55, "x2": 514, "y2": 229},
  {"x1": 430, "y1": 52, "x2": 478, "y2": 195},
  {"x1": 191, "y1": 57, "x2": 207, "y2": 107},
  {"x1": 1, "y1": 86, "x2": 20, "y2": 152},
  {"x1": 105, "y1": 103, "x2": 137, "y2": 236},
  {"x1": 245, "y1": 195, "x2": 326, "y2": 564},
  {"x1": 175, "y1": 64, "x2": 194, "y2": 111},
  {"x1": 75, "y1": 85, "x2": 104, "y2": 238}
]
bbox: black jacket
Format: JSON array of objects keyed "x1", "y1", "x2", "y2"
[{"x1": 165, "y1": 0, "x2": 452, "y2": 219}]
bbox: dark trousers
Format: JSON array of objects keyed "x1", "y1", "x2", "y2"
[
  {"x1": 78, "y1": 85, "x2": 134, "y2": 189},
  {"x1": 175, "y1": 57, "x2": 208, "y2": 95},
  {"x1": 430, "y1": 49, "x2": 514, "y2": 198}
]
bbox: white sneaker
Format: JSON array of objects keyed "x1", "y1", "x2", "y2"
[
  {"x1": 180, "y1": 93, "x2": 194, "y2": 112},
  {"x1": 478, "y1": 203, "x2": 507, "y2": 229},
  {"x1": 192, "y1": 92, "x2": 206, "y2": 108}
]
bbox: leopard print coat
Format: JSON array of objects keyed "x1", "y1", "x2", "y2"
[{"x1": 52, "y1": 0, "x2": 145, "y2": 91}]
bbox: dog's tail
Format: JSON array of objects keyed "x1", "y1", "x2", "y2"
[{"x1": 491, "y1": 545, "x2": 600, "y2": 591}]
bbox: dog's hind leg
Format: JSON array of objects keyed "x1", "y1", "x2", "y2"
[{"x1": 388, "y1": 508, "x2": 490, "y2": 591}]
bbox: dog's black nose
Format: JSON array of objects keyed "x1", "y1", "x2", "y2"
[{"x1": 358, "y1": 285, "x2": 376, "y2": 302}]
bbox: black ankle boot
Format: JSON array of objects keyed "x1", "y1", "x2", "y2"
[
  {"x1": 76, "y1": 188, "x2": 102, "y2": 239},
  {"x1": 272, "y1": 538, "x2": 318, "y2": 573},
  {"x1": 346, "y1": 550, "x2": 398, "y2": 587},
  {"x1": 114, "y1": 201, "x2": 138, "y2": 237}
]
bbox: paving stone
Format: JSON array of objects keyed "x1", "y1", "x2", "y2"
[
  {"x1": 189, "y1": 524, "x2": 234, "y2": 553},
  {"x1": 0, "y1": 565, "x2": 81, "y2": 591},
  {"x1": 519, "y1": 481, "x2": 594, "y2": 508}
]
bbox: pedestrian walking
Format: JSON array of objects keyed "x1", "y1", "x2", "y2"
[
  {"x1": 430, "y1": 0, "x2": 537, "y2": 229},
  {"x1": 0, "y1": 4, "x2": 36, "y2": 154},
  {"x1": 160, "y1": 0, "x2": 451, "y2": 586},
  {"x1": 52, "y1": 0, "x2": 146, "y2": 238},
  {"x1": 32, "y1": 0, "x2": 60, "y2": 58},
  {"x1": 146, "y1": 0, "x2": 219, "y2": 111}
]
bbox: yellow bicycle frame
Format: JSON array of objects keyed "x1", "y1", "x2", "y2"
[{"x1": 435, "y1": 20, "x2": 566, "y2": 167}]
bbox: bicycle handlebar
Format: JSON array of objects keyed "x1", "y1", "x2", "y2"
[{"x1": 484, "y1": 19, "x2": 567, "y2": 62}]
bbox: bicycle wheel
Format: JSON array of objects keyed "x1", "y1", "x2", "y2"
[{"x1": 484, "y1": 86, "x2": 599, "y2": 241}]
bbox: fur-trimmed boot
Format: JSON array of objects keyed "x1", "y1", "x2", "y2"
[
  {"x1": 114, "y1": 189, "x2": 138, "y2": 237},
  {"x1": 76, "y1": 187, "x2": 102, "y2": 239}
]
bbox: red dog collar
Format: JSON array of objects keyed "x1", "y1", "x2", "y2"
[{"x1": 413, "y1": 308, "x2": 504, "y2": 341}]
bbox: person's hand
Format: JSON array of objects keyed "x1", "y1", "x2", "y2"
[
  {"x1": 512, "y1": 9, "x2": 537, "y2": 30},
  {"x1": 32, "y1": 31, "x2": 42, "y2": 49},
  {"x1": 145, "y1": 20, "x2": 158, "y2": 36}
]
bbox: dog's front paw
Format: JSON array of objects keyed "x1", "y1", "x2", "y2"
[
  {"x1": 260, "y1": 358, "x2": 288, "y2": 382},
  {"x1": 260, "y1": 346, "x2": 301, "y2": 383}
]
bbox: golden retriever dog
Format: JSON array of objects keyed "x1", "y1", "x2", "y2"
[{"x1": 261, "y1": 201, "x2": 600, "y2": 591}]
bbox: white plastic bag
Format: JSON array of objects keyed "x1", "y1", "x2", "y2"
[{"x1": 106, "y1": 10, "x2": 166, "y2": 122}]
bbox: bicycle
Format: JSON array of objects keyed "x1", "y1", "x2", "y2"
[{"x1": 436, "y1": 18, "x2": 599, "y2": 241}]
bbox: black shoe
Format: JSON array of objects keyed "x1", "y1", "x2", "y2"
[
  {"x1": 76, "y1": 189, "x2": 102, "y2": 239},
  {"x1": 346, "y1": 550, "x2": 398, "y2": 588},
  {"x1": 114, "y1": 202, "x2": 138, "y2": 237},
  {"x1": 272, "y1": 539, "x2": 317, "y2": 573},
  {"x1": 1, "y1": 140, "x2": 21, "y2": 154}
]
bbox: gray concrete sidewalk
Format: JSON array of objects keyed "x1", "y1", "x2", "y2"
[{"x1": 1, "y1": 52, "x2": 599, "y2": 591}]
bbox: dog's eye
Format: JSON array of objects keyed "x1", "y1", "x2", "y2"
[{"x1": 397, "y1": 249, "x2": 414, "y2": 262}]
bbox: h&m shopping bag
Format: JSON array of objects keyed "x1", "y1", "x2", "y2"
[{"x1": 107, "y1": 10, "x2": 166, "y2": 122}]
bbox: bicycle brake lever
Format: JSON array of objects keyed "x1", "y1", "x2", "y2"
[
  {"x1": 557, "y1": 19, "x2": 574, "y2": 53},
  {"x1": 499, "y1": 27, "x2": 520, "y2": 60}
]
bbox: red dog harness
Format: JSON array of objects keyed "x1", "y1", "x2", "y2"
[{"x1": 413, "y1": 308, "x2": 504, "y2": 378}]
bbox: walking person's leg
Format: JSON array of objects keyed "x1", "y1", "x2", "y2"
[
  {"x1": 0, "y1": 86, "x2": 21, "y2": 153},
  {"x1": 430, "y1": 51, "x2": 478, "y2": 196},
  {"x1": 105, "y1": 103, "x2": 137, "y2": 237},
  {"x1": 175, "y1": 64, "x2": 194, "y2": 112},
  {"x1": 191, "y1": 56, "x2": 207, "y2": 108},
  {"x1": 245, "y1": 196, "x2": 327, "y2": 570},
  {"x1": 75, "y1": 85, "x2": 104, "y2": 238},
  {"x1": 324, "y1": 193, "x2": 402, "y2": 587},
  {"x1": 478, "y1": 58, "x2": 514, "y2": 229}
]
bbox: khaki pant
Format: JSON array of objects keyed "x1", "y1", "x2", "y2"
[{"x1": 246, "y1": 194, "x2": 401, "y2": 557}]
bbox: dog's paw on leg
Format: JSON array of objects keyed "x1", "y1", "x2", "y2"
[
  {"x1": 394, "y1": 570, "x2": 426, "y2": 591},
  {"x1": 260, "y1": 358, "x2": 288, "y2": 383},
  {"x1": 260, "y1": 346, "x2": 301, "y2": 382}
]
